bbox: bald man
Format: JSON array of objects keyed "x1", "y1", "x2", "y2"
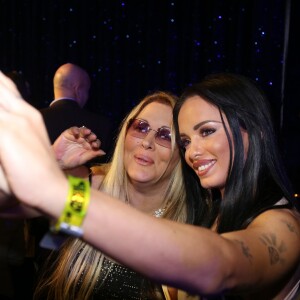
[{"x1": 40, "y1": 63, "x2": 113, "y2": 158}]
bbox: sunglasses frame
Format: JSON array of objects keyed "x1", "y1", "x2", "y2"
[{"x1": 127, "y1": 118, "x2": 172, "y2": 148}]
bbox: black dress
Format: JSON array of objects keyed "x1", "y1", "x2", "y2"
[{"x1": 91, "y1": 257, "x2": 166, "y2": 300}]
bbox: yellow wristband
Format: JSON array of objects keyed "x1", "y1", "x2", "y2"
[{"x1": 51, "y1": 176, "x2": 90, "y2": 237}]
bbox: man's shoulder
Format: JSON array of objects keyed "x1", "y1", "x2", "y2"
[{"x1": 39, "y1": 100, "x2": 80, "y2": 114}]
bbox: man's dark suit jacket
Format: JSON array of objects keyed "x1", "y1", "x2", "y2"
[{"x1": 40, "y1": 99, "x2": 114, "y2": 159}]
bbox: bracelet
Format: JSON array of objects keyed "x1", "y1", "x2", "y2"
[{"x1": 51, "y1": 176, "x2": 91, "y2": 237}]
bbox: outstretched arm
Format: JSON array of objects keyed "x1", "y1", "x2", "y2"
[
  {"x1": 79, "y1": 194, "x2": 300, "y2": 296},
  {"x1": 0, "y1": 72, "x2": 299, "y2": 297}
]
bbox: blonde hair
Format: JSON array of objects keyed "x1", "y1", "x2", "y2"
[{"x1": 34, "y1": 91, "x2": 187, "y2": 300}]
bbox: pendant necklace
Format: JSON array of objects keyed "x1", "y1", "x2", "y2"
[
  {"x1": 125, "y1": 195, "x2": 166, "y2": 218},
  {"x1": 153, "y1": 207, "x2": 166, "y2": 218}
]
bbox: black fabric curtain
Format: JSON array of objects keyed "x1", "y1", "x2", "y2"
[{"x1": 0, "y1": 0, "x2": 299, "y2": 192}]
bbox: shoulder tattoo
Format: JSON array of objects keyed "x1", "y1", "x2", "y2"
[
  {"x1": 234, "y1": 239, "x2": 253, "y2": 264},
  {"x1": 259, "y1": 233, "x2": 286, "y2": 265},
  {"x1": 281, "y1": 219, "x2": 300, "y2": 237}
]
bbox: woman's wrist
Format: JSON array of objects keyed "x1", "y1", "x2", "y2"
[
  {"x1": 38, "y1": 174, "x2": 69, "y2": 220},
  {"x1": 50, "y1": 176, "x2": 91, "y2": 237},
  {"x1": 64, "y1": 165, "x2": 90, "y2": 179}
]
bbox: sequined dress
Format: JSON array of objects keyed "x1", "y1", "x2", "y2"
[{"x1": 91, "y1": 257, "x2": 166, "y2": 300}]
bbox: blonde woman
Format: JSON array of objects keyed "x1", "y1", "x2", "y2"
[{"x1": 34, "y1": 91, "x2": 189, "y2": 299}]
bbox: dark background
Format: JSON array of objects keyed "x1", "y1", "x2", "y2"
[{"x1": 0, "y1": 0, "x2": 299, "y2": 194}]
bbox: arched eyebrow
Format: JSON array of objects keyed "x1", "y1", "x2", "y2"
[{"x1": 193, "y1": 120, "x2": 222, "y2": 131}]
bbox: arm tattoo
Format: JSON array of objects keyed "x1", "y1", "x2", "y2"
[
  {"x1": 234, "y1": 239, "x2": 253, "y2": 264},
  {"x1": 259, "y1": 233, "x2": 286, "y2": 265},
  {"x1": 281, "y1": 219, "x2": 300, "y2": 237}
]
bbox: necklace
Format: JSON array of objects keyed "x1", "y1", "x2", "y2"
[
  {"x1": 125, "y1": 195, "x2": 166, "y2": 218},
  {"x1": 153, "y1": 207, "x2": 166, "y2": 218}
]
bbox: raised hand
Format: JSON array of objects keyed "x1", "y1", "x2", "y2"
[
  {"x1": 0, "y1": 71, "x2": 68, "y2": 215},
  {"x1": 53, "y1": 126, "x2": 106, "y2": 169}
]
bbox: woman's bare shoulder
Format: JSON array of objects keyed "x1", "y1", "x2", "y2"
[
  {"x1": 91, "y1": 163, "x2": 110, "y2": 175},
  {"x1": 90, "y1": 163, "x2": 110, "y2": 188}
]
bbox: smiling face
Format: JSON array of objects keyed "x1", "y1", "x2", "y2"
[
  {"x1": 124, "y1": 101, "x2": 179, "y2": 187},
  {"x1": 178, "y1": 96, "x2": 248, "y2": 196}
]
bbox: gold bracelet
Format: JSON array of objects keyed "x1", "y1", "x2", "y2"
[{"x1": 51, "y1": 176, "x2": 90, "y2": 237}]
